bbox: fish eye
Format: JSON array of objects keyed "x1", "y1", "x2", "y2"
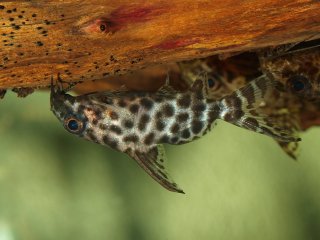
[
  {"x1": 64, "y1": 117, "x2": 84, "y2": 134},
  {"x1": 287, "y1": 75, "x2": 309, "y2": 93},
  {"x1": 207, "y1": 75, "x2": 220, "y2": 91},
  {"x1": 207, "y1": 78, "x2": 215, "y2": 88}
]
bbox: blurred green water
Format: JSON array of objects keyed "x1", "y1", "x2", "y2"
[{"x1": 0, "y1": 91, "x2": 319, "y2": 240}]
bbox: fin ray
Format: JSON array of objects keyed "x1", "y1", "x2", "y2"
[
  {"x1": 127, "y1": 145, "x2": 184, "y2": 194},
  {"x1": 158, "y1": 73, "x2": 177, "y2": 94}
]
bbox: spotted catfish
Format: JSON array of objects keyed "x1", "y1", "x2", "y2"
[
  {"x1": 50, "y1": 75, "x2": 299, "y2": 193},
  {"x1": 179, "y1": 54, "x2": 301, "y2": 159}
]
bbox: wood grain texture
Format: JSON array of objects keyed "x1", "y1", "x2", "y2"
[{"x1": 0, "y1": 0, "x2": 320, "y2": 88}]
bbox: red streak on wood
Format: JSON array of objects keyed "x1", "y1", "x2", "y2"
[
  {"x1": 111, "y1": 5, "x2": 165, "y2": 22},
  {"x1": 107, "y1": 4, "x2": 167, "y2": 32}
]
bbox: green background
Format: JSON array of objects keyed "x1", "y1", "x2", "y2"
[{"x1": 0, "y1": 91, "x2": 319, "y2": 240}]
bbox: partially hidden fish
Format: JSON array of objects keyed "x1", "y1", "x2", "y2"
[
  {"x1": 259, "y1": 42, "x2": 320, "y2": 134},
  {"x1": 260, "y1": 44, "x2": 320, "y2": 102},
  {"x1": 50, "y1": 74, "x2": 299, "y2": 193},
  {"x1": 179, "y1": 55, "x2": 302, "y2": 159}
]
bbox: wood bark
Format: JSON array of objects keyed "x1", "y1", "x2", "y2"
[{"x1": 0, "y1": 0, "x2": 320, "y2": 89}]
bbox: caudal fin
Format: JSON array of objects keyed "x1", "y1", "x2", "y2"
[{"x1": 218, "y1": 75, "x2": 301, "y2": 142}]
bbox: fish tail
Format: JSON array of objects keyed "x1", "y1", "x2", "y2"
[{"x1": 217, "y1": 75, "x2": 301, "y2": 142}]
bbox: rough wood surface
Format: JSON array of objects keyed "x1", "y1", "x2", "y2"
[{"x1": 1, "y1": 0, "x2": 320, "y2": 89}]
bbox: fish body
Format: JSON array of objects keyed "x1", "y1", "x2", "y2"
[{"x1": 51, "y1": 75, "x2": 298, "y2": 193}]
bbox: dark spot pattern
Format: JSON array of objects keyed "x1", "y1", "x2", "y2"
[
  {"x1": 170, "y1": 123, "x2": 180, "y2": 134},
  {"x1": 155, "y1": 111, "x2": 162, "y2": 118},
  {"x1": 191, "y1": 120, "x2": 203, "y2": 134},
  {"x1": 177, "y1": 94, "x2": 191, "y2": 108},
  {"x1": 123, "y1": 134, "x2": 139, "y2": 143},
  {"x1": 138, "y1": 114, "x2": 150, "y2": 131},
  {"x1": 144, "y1": 132, "x2": 155, "y2": 145},
  {"x1": 109, "y1": 111, "x2": 119, "y2": 120},
  {"x1": 170, "y1": 137, "x2": 179, "y2": 144},
  {"x1": 177, "y1": 112, "x2": 189, "y2": 123},
  {"x1": 110, "y1": 125, "x2": 122, "y2": 135},
  {"x1": 156, "y1": 119, "x2": 165, "y2": 131},
  {"x1": 123, "y1": 120, "x2": 134, "y2": 129},
  {"x1": 94, "y1": 108, "x2": 102, "y2": 118},
  {"x1": 162, "y1": 104, "x2": 175, "y2": 117},
  {"x1": 182, "y1": 129, "x2": 191, "y2": 139},
  {"x1": 129, "y1": 104, "x2": 139, "y2": 114},
  {"x1": 160, "y1": 135, "x2": 169, "y2": 143},
  {"x1": 103, "y1": 135, "x2": 118, "y2": 149},
  {"x1": 140, "y1": 98, "x2": 154, "y2": 110},
  {"x1": 192, "y1": 102, "x2": 206, "y2": 112}
]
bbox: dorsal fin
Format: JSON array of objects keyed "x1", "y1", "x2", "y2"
[
  {"x1": 190, "y1": 72, "x2": 209, "y2": 97},
  {"x1": 259, "y1": 34, "x2": 320, "y2": 60},
  {"x1": 158, "y1": 73, "x2": 176, "y2": 94},
  {"x1": 126, "y1": 145, "x2": 184, "y2": 193}
]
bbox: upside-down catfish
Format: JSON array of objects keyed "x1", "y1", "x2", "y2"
[{"x1": 50, "y1": 74, "x2": 299, "y2": 193}]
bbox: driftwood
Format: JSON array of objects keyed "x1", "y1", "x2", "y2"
[{"x1": 0, "y1": 0, "x2": 320, "y2": 89}]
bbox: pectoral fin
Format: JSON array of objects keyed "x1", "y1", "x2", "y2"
[{"x1": 127, "y1": 145, "x2": 184, "y2": 194}]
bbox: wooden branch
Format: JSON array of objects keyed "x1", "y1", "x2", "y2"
[{"x1": 1, "y1": 0, "x2": 320, "y2": 89}]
